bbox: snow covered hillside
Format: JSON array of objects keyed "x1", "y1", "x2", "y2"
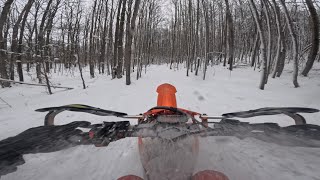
[{"x1": 1, "y1": 64, "x2": 320, "y2": 180}]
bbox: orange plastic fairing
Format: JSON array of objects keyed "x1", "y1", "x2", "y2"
[
  {"x1": 156, "y1": 83, "x2": 177, "y2": 108},
  {"x1": 192, "y1": 170, "x2": 229, "y2": 180},
  {"x1": 143, "y1": 84, "x2": 201, "y2": 117},
  {"x1": 117, "y1": 175, "x2": 143, "y2": 180}
]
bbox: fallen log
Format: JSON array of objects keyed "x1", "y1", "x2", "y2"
[{"x1": 0, "y1": 78, "x2": 73, "y2": 90}]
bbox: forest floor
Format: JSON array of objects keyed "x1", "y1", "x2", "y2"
[{"x1": 1, "y1": 63, "x2": 320, "y2": 180}]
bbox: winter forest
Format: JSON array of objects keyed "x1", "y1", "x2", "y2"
[
  {"x1": 1, "y1": 0, "x2": 320, "y2": 180},
  {"x1": 0, "y1": 0, "x2": 319, "y2": 92}
]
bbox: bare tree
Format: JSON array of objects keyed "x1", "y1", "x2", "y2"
[
  {"x1": 225, "y1": 0, "x2": 234, "y2": 71},
  {"x1": 301, "y1": 0, "x2": 319, "y2": 76},
  {"x1": 125, "y1": 0, "x2": 141, "y2": 85},
  {"x1": 170, "y1": 0, "x2": 178, "y2": 70},
  {"x1": 36, "y1": 0, "x2": 53, "y2": 85},
  {"x1": 279, "y1": 0, "x2": 299, "y2": 88},
  {"x1": 11, "y1": 1, "x2": 30, "y2": 80},
  {"x1": 202, "y1": 0, "x2": 210, "y2": 80},
  {"x1": 113, "y1": 0, "x2": 123, "y2": 78},
  {"x1": 115, "y1": 0, "x2": 127, "y2": 78},
  {"x1": 16, "y1": 0, "x2": 34, "y2": 82},
  {"x1": 271, "y1": 0, "x2": 285, "y2": 78},
  {"x1": 262, "y1": 0, "x2": 271, "y2": 84},
  {"x1": 100, "y1": 0, "x2": 110, "y2": 75},
  {"x1": 249, "y1": 0, "x2": 268, "y2": 90},
  {"x1": 0, "y1": 0, "x2": 14, "y2": 87},
  {"x1": 106, "y1": 0, "x2": 114, "y2": 76},
  {"x1": 89, "y1": 0, "x2": 98, "y2": 78}
]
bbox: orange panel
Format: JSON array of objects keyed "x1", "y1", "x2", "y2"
[
  {"x1": 117, "y1": 175, "x2": 144, "y2": 180},
  {"x1": 192, "y1": 170, "x2": 229, "y2": 180},
  {"x1": 156, "y1": 83, "x2": 177, "y2": 108}
]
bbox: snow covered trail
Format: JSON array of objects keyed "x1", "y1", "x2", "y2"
[{"x1": 1, "y1": 64, "x2": 320, "y2": 180}]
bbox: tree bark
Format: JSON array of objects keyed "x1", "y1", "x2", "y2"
[
  {"x1": 251, "y1": 33, "x2": 259, "y2": 67},
  {"x1": 44, "y1": 0, "x2": 60, "y2": 73},
  {"x1": 279, "y1": 0, "x2": 299, "y2": 88},
  {"x1": 271, "y1": 0, "x2": 283, "y2": 78},
  {"x1": 170, "y1": 0, "x2": 178, "y2": 70},
  {"x1": 225, "y1": 0, "x2": 234, "y2": 71},
  {"x1": 89, "y1": 0, "x2": 98, "y2": 78},
  {"x1": 16, "y1": 0, "x2": 34, "y2": 82},
  {"x1": 249, "y1": 0, "x2": 268, "y2": 90},
  {"x1": 0, "y1": 0, "x2": 14, "y2": 87},
  {"x1": 301, "y1": 0, "x2": 319, "y2": 76},
  {"x1": 11, "y1": 1, "x2": 30, "y2": 80},
  {"x1": 116, "y1": 0, "x2": 127, "y2": 79},
  {"x1": 194, "y1": 0, "x2": 200, "y2": 76},
  {"x1": 262, "y1": 0, "x2": 271, "y2": 84},
  {"x1": 202, "y1": 0, "x2": 210, "y2": 80},
  {"x1": 36, "y1": 0, "x2": 53, "y2": 84},
  {"x1": 113, "y1": 0, "x2": 123, "y2": 78},
  {"x1": 100, "y1": 0, "x2": 109, "y2": 75},
  {"x1": 125, "y1": 0, "x2": 141, "y2": 85},
  {"x1": 186, "y1": 0, "x2": 193, "y2": 76},
  {"x1": 106, "y1": 0, "x2": 114, "y2": 76}
]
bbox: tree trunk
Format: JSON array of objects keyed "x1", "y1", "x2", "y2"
[
  {"x1": 116, "y1": 0, "x2": 127, "y2": 79},
  {"x1": 0, "y1": 0, "x2": 14, "y2": 87},
  {"x1": 36, "y1": 0, "x2": 53, "y2": 84},
  {"x1": 195, "y1": 58, "x2": 200, "y2": 76},
  {"x1": 202, "y1": 0, "x2": 210, "y2": 80},
  {"x1": 44, "y1": 0, "x2": 60, "y2": 74},
  {"x1": 251, "y1": 33, "x2": 259, "y2": 67},
  {"x1": 271, "y1": 0, "x2": 283, "y2": 78},
  {"x1": 276, "y1": 39, "x2": 286, "y2": 77},
  {"x1": 279, "y1": 0, "x2": 299, "y2": 88},
  {"x1": 113, "y1": 0, "x2": 122, "y2": 78},
  {"x1": 11, "y1": 1, "x2": 29, "y2": 80},
  {"x1": 262, "y1": 0, "x2": 271, "y2": 84},
  {"x1": 89, "y1": 0, "x2": 98, "y2": 78},
  {"x1": 194, "y1": 0, "x2": 200, "y2": 76},
  {"x1": 106, "y1": 0, "x2": 114, "y2": 76},
  {"x1": 170, "y1": 0, "x2": 178, "y2": 70},
  {"x1": 100, "y1": 0, "x2": 109, "y2": 75},
  {"x1": 249, "y1": 0, "x2": 268, "y2": 90},
  {"x1": 125, "y1": 0, "x2": 141, "y2": 85},
  {"x1": 301, "y1": 0, "x2": 319, "y2": 76},
  {"x1": 17, "y1": 0, "x2": 34, "y2": 82},
  {"x1": 186, "y1": 0, "x2": 193, "y2": 76},
  {"x1": 225, "y1": 0, "x2": 234, "y2": 71}
]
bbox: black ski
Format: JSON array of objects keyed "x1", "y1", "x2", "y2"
[
  {"x1": 35, "y1": 104, "x2": 127, "y2": 125},
  {"x1": 222, "y1": 107, "x2": 319, "y2": 125}
]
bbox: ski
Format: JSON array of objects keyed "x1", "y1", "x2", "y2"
[
  {"x1": 35, "y1": 104, "x2": 128, "y2": 125},
  {"x1": 221, "y1": 107, "x2": 319, "y2": 125}
]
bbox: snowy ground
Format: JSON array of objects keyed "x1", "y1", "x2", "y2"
[{"x1": 1, "y1": 63, "x2": 320, "y2": 180}]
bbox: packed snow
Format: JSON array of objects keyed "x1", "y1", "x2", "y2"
[{"x1": 1, "y1": 63, "x2": 320, "y2": 180}]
